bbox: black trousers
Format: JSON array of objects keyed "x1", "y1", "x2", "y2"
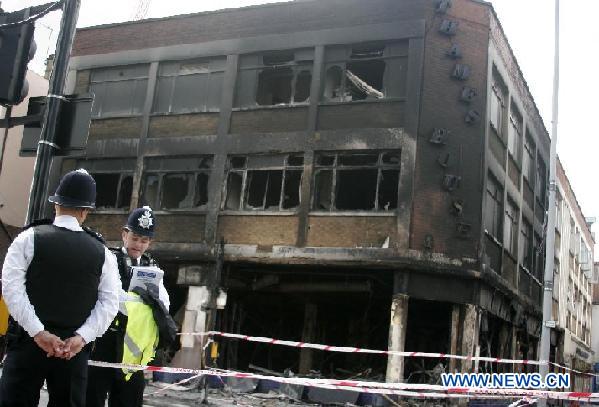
[
  {"x1": 0, "y1": 336, "x2": 90, "y2": 407},
  {"x1": 86, "y1": 367, "x2": 145, "y2": 407}
]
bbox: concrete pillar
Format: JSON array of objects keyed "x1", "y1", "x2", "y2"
[
  {"x1": 460, "y1": 304, "x2": 478, "y2": 373},
  {"x1": 511, "y1": 326, "x2": 521, "y2": 373},
  {"x1": 448, "y1": 304, "x2": 460, "y2": 373},
  {"x1": 171, "y1": 286, "x2": 210, "y2": 369},
  {"x1": 299, "y1": 303, "x2": 318, "y2": 374},
  {"x1": 386, "y1": 293, "x2": 409, "y2": 382}
]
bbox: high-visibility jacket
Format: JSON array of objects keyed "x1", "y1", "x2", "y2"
[
  {"x1": 0, "y1": 298, "x2": 8, "y2": 335},
  {"x1": 121, "y1": 292, "x2": 159, "y2": 380}
]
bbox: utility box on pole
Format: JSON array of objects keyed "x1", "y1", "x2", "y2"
[{"x1": 21, "y1": 94, "x2": 94, "y2": 156}]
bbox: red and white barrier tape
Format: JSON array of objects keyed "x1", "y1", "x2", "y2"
[
  {"x1": 88, "y1": 360, "x2": 598, "y2": 402},
  {"x1": 179, "y1": 331, "x2": 598, "y2": 377}
]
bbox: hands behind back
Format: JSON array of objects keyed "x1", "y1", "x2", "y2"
[{"x1": 33, "y1": 331, "x2": 86, "y2": 359}]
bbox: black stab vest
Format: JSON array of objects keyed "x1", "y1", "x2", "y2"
[{"x1": 26, "y1": 224, "x2": 104, "y2": 337}]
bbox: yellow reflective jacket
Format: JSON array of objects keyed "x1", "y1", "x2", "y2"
[{"x1": 122, "y1": 292, "x2": 159, "y2": 380}]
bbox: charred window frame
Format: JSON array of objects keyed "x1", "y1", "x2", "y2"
[
  {"x1": 484, "y1": 173, "x2": 503, "y2": 240},
  {"x1": 503, "y1": 198, "x2": 518, "y2": 256},
  {"x1": 490, "y1": 67, "x2": 507, "y2": 137},
  {"x1": 523, "y1": 131, "x2": 535, "y2": 184},
  {"x1": 77, "y1": 158, "x2": 135, "y2": 210},
  {"x1": 533, "y1": 232, "x2": 544, "y2": 280},
  {"x1": 322, "y1": 41, "x2": 408, "y2": 102},
  {"x1": 536, "y1": 155, "x2": 548, "y2": 207},
  {"x1": 141, "y1": 156, "x2": 213, "y2": 210},
  {"x1": 153, "y1": 57, "x2": 226, "y2": 114},
  {"x1": 507, "y1": 103, "x2": 523, "y2": 164},
  {"x1": 519, "y1": 218, "x2": 533, "y2": 271},
  {"x1": 223, "y1": 154, "x2": 304, "y2": 211},
  {"x1": 235, "y1": 49, "x2": 314, "y2": 108},
  {"x1": 312, "y1": 150, "x2": 401, "y2": 212},
  {"x1": 90, "y1": 64, "x2": 149, "y2": 118}
]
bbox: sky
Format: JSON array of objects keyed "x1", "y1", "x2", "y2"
[{"x1": 4, "y1": 0, "x2": 599, "y2": 239}]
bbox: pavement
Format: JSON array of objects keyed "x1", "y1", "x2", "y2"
[{"x1": 32, "y1": 376, "x2": 318, "y2": 407}]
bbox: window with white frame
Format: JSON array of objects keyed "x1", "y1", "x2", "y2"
[{"x1": 90, "y1": 65, "x2": 149, "y2": 117}]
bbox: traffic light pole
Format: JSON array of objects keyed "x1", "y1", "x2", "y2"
[{"x1": 26, "y1": 0, "x2": 80, "y2": 224}]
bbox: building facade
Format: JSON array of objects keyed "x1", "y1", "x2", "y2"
[
  {"x1": 48, "y1": 0, "x2": 557, "y2": 380},
  {"x1": 0, "y1": 71, "x2": 48, "y2": 261},
  {"x1": 552, "y1": 159, "x2": 594, "y2": 392}
]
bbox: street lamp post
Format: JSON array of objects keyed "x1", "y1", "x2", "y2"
[{"x1": 538, "y1": 1, "x2": 560, "y2": 405}]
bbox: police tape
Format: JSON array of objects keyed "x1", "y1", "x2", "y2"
[
  {"x1": 178, "y1": 331, "x2": 599, "y2": 378},
  {"x1": 87, "y1": 360, "x2": 599, "y2": 402}
]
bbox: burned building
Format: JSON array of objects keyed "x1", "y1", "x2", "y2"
[{"x1": 52, "y1": 0, "x2": 553, "y2": 380}]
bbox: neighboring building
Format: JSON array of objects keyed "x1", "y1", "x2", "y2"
[
  {"x1": 52, "y1": 0, "x2": 554, "y2": 380},
  {"x1": 552, "y1": 159, "x2": 594, "y2": 392},
  {"x1": 593, "y1": 262, "x2": 599, "y2": 391},
  {"x1": 0, "y1": 71, "x2": 48, "y2": 262}
]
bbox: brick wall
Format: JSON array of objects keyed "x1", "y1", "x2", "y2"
[
  {"x1": 149, "y1": 113, "x2": 219, "y2": 138},
  {"x1": 410, "y1": 0, "x2": 490, "y2": 259},
  {"x1": 317, "y1": 102, "x2": 405, "y2": 131},
  {"x1": 88, "y1": 117, "x2": 143, "y2": 140},
  {"x1": 217, "y1": 215, "x2": 299, "y2": 246},
  {"x1": 306, "y1": 216, "x2": 397, "y2": 248},
  {"x1": 230, "y1": 108, "x2": 308, "y2": 134},
  {"x1": 72, "y1": 0, "x2": 426, "y2": 56}
]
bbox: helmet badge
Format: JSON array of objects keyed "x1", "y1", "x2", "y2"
[{"x1": 138, "y1": 210, "x2": 153, "y2": 230}]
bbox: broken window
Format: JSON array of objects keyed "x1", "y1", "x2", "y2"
[
  {"x1": 312, "y1": 150, "x2": 400, "y2": 211},
  {"x1": 490, "y1": 67, "x2": 507, "y2": 136},
  {"x1": 141, "y1": 156, "x2": 212, "y2": 210},
  {"x1": 503, "y1": 198, "x2": 518, "y2": 256},
  {"x1": 523, "y1": 132, "x2": 535, "y2": 184},
  {"x1": 90, "y1": 64, "x2": 149, "y2": 117},
  {"x1": 235, "y1": 49, "x2": 313, "y2": 108},
  {"x1": 507, "y1": 103, "x2": 523, "y2": 162},
  {"x1": 519, "y1": 218, "x2": 533, "y2": 271},
  {"x1": 153, "y1": 57, "x2": 225, "y2": 114},
  {"x1": 484, "y1": 174, "x2": 503, "y2": 239},
  {"x1": 535, "y1": 155, "x2": 547, "y2": 207},
  {"x1": 76, "y1": 158, "x2": 135, "y2": 209},
  {"x1": 322, "y1": 41, "x2": 408, "y2": 102},
  {"x1": 223, "y1": 154, "x2": 303, "y2": 211}
]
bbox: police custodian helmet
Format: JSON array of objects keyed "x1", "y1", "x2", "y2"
[
  {"x1": 125, "y1": 206, "x2": 156, "y2": 238},
  {"x1": 48, "y1": 169, "x2": 96, "y2": 208}
]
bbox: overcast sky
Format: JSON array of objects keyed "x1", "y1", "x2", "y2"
[{"x1": 5, "y1": 0, "x2": 599, "y2": 238}]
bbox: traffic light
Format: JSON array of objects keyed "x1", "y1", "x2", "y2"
[{"x1": 0, "y1": 9, "x2": 36, "y2": 105}]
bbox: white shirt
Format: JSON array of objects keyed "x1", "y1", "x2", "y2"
[
  {"x1": 2, "y1": 215, "x2": 121, "y2": 344},
  {"x1": 120, "y1": 247, "x2": 170, "y2": 311}
]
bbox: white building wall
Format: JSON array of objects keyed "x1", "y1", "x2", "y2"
[
  {"x1": 0, "y1": 71, "x2": 48, "y2": 227},
  {"x1": 554, "y1": 173, "x2": 594, "y2": 363}
]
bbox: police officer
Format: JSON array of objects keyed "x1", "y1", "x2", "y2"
[
  {"x1": 87, "y1": 206, "x2": 170, "y2": 407},
  {"x1": 0, "y1": 169, "x2": 121, "y2": 407}
]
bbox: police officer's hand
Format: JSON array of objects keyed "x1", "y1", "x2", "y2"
[
  {"x1": 62, "y1": 334, "x2": 86, "y2": 360},
  {"x1": 33, "y1": 331, "x2": 65, "y2": 358}
]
